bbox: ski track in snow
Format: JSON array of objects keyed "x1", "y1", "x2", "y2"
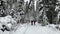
[
  {"x1": 24, "y1": 25, "x2": 60, "y2": 34},
  {"x1": 0, "y1": 23, "x2": 60, "y2": 34}
]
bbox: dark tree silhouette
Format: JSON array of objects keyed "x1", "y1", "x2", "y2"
[
  {"x1": 39, "y1": 0, "x2": 58, "y2": 24},
  {"x1": 45, "y1": 0, "x2": 58, "y2": 24}
]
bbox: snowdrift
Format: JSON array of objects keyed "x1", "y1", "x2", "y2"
[{"x1": 0, "y1": 15, "x2": 17, "y2": 31}]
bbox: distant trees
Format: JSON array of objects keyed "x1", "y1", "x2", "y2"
[
  {"x1": 37, "y1": 0, "x2": 58, "y2": 24},
  {"x1": 42, "y1": 0, "x2": 58, "y2": 24},
  {"x1": 46, "y1": 7, "x2": 58, "y2": 24},
  {"x1": 6, "y1": 0, "x2": 17, "y2": 9},
  {"x1": 0, "y1": 0, "x2": 59, "y2": 24}
]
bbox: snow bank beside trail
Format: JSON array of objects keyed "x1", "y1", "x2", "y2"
[
  {"x1": 0, "y1": 15, "x2": 17, "y2": 25},
  {"x1": 46, "y1": 24, "x2": 60, "y2": 31},
  {"x1": 0, "y1": 30, "x2": 10, "y2": 34},
  {"x1": 0, "y1": 15, "x2": 17, "y2": 31}
]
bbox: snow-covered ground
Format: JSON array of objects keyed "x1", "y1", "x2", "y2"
[{"x1": 0, "y1": 22, "x2": 60, "y2": 34}]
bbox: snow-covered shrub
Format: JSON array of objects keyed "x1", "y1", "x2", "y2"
[
  {"x1": 48, "y1": 24, "x2": 57, "y2": 28},
  {"x1": 55, "y1": 25, "x2": 60, "y2": 30},
  {"x1": 0, "y1": 15, "x2": 17, "y2": 31},
  {"x1": 48, "y1": 24, "x2": 60, "y2": 30}
]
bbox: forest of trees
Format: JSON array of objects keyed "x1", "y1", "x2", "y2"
[
  {"x1": 0, "y1": 0, "x2": 60, "y2": 24},
  {"x1": 37, "y1": 0, "x2": 60, "y2": 24}
]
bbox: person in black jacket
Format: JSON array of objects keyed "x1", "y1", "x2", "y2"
[{"x1": 31, "y1": 20, "x2": 36, "y2": 25}]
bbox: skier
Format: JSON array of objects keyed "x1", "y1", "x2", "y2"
[
  {"x1": 31, "y1": 20, "x2": 33, "y2": 25},
  {"x1": 31, "y1": 20, "x2": 36, "y2": 25},
  {"x1": 34, "y1": 20, "x2": 36, "y2": 25}
]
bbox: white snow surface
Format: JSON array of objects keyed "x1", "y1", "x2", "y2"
[
  {"x1": 10, "y1": 23, "x2": 60, "y2": 34},
  {"x1": 0, "y1": 22, "x2": 60, "y2": 34}
]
